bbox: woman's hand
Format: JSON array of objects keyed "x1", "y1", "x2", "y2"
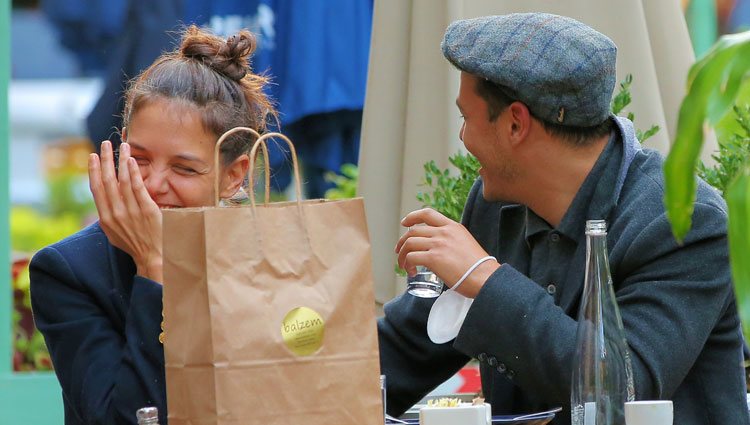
[
  {"x1": 89, "y1": 141, "x2": 164, "y2": 283},
  {"x1": 395, "y1": 208, "x2": 500, "y2": 298}
]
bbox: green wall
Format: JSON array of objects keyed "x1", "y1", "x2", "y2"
[{"x1": 0, "y1": 0, "x2": 64, "y2": 422}]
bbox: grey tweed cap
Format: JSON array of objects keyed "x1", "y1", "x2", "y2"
[{"x1": 441, "y1": 13, "x2": 617, "y2": 127}]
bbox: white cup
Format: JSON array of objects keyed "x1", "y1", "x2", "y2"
[{"x1": 624, "y1": 400, "x2": 673, "y2": 425}]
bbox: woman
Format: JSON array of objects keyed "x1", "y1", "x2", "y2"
[{"x1": 29, "y1": 26, "x2": 274, "y2": 425}]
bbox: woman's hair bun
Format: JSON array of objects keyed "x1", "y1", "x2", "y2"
[{"x1": 180, "y1": 25, "x2": 257, "y2": 81}]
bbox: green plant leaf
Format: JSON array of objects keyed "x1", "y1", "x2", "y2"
[
  {"x1": 324, "y1": 163, "x2": 359, "y2": 199},
  {"x1": 697, "y1": 106, "x2": 750, "y2": 198},
  {"x1": 665, "y1": 30, "x2": 750, "y2": 242},
  {"x1": 609, "y1": 74, "x2": 660, "y2": 144},
  {"x1": 637, "y1": 125, "x2": 661, "y2": 143},
  {"x1": 610, "y1": 74, "x2": 633, "y2": 115},
  {"x1": 726, "y1": 161, "x2": 750, "y2": 339},
  {"x1": 416, "y1": 150, "x2": 482, "y2": 222},
  {"x1": 340, "y1": 163, "x2": 359, "y2": 179}
]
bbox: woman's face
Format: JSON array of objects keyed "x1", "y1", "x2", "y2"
[{"x1": 122, "y1": 98, "x2": 243, "y2": 208}]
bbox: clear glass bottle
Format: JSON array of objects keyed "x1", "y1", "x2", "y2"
[
  {"x1": 136, "y1": 406, "x2": 160, "y2": 425},
  {"x1": 571, "y1": 220, "x2": 635, "y2": 425},
  {"x1": 380, "y1": 374, "x2": 387, "y2": 420}
]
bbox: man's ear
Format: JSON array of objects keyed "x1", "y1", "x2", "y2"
[
  {"x1": 507, "y1": 102, "x2": 532, "y2": 146},
  {"x1": 219, "y1": 153, "x2": 251, "y2": 199}
]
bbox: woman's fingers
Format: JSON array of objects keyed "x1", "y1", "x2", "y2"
[
  {"x1": 118, "y1": 144, "x2": 141, "y2": 220},
  {"x1": 129, "y1": 157, "x2": 160, "y2": 216},
  {"x1": 88, "y1": 153, "x2": 108, "y2": 215},
  {"x1": 89, "y1": 149, "x2": 127, "y2": 249},
  {"x1": 100, "y1": 141, "x2": 124, "y2": 220},
  {"x1": 88, "y1": 142, "x2": 161, "y2": 278}
]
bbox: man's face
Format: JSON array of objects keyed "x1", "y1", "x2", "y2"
[{"x1": 455, "y1": 72, "x2": 520, "y2": 201}]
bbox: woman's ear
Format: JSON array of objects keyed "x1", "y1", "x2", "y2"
[
  {"x1": 121, "y1": 127, "x2": 128, "y2": 142},
  {"x1": 219, "y1": 153, "x2": 251, "y2": 199}
]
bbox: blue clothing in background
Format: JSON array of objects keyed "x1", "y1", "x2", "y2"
[
  {"x1": 60, "y1": 0, "x2": 372, "y2": 196},
  {"x1": 188, "y1": 0, "x2": 373, "y2": 196},
  {"x1": 284, "y1": 109, "x2": 362, "y2": 198},
  {"x1": 41, "y1": 0, "x2": 128, "y2": 75},
  {"x1": 267, "y1": 0, "x2": 371, "y2": 197},
  {"x1": 185, "y1": 0, "x2": 371, "y2": 122},
  {"x1": 83, "y1": 0, "x2": 182, "y2": 148}
]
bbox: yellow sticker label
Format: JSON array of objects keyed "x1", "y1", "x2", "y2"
[{"x1": 281, "y1": 307, "x2": 325, "y2": 356}]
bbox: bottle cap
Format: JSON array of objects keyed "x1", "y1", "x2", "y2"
[
  {"x1": 585, "y1": 219, "x2": 607, "y2": 235},
  {"x1": 136, "y1": 407, "x2": 159, "y2": 422}
]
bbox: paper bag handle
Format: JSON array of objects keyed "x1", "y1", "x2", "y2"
[
  {"x1": 213, "y1": 127, "x2": 270, "y2": 207},
  {"x1": 248, "y1": 132, "x2": 303, "y2": 210}
]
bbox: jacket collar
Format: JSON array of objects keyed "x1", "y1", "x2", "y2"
[{"x1": 523, "y1": 115, "x2": 642, "y2": 244}]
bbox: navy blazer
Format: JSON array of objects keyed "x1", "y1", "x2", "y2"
[{"x1": 30, "y1": 223, "x2": 167, "y2": 425}]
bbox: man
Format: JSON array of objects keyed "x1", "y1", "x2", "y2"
[{"x1": 378, "y1": 13, "x2": 749, "y2": 425}]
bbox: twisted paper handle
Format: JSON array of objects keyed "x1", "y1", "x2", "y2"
[{"x1": 213, "y1": 127, "x2": 269, "y2": 207}]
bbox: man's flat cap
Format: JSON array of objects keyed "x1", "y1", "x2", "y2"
[{"x1": 441, "y1": 13, "x2": 617, "y2": 127}]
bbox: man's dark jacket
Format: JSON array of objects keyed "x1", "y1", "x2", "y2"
[{"x1": 378, "y1": 117, "x2": 750, "y2": 424}]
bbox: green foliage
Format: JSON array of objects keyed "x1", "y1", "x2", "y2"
[
  {"x1": 14, "y1": 314, "x2": 52, "y2": 372},
  {"x1": 727, "y1": 159, "x2": 750, "y2": 343},
  {"x1": 10, "y1": 174, "x2": 93, "y2": 372},
  {"x1": 9, "y1": 207, "x2": 75, "y2": 372},
  {"x1": 698, "y1": 107, "x2": 750, "y2": 336},
  {"x1": 10, "y1": 207, "x2": 83, "y2": 253},
  {"x1": 323, "y1": 163, "x2": 359, "y2": 200},
  {"x1": 664, "y1": 31, "x2": 750, "y2": 243},
  {"x1": 11, "y1": 258, "x2": 52, "y2": 372},
  {"x1": 638, "y1": 126, "x2": 661, "y2": 143},
  {"x1": 610, "y1": 74, "x2": 661, "y2": 143},
  {"x1": 610, "y1": 74, "x2": 634, "y2": 116},
  {"x1": 663, "y1": 30, "x2": 750, "y2": 342},
  {"x1": 416, "y1": 152, "x2": 481, "y2": 222},
  {"x1": 714, "y1": 76, "x2": 750, "y2": 143},
  {"x1": 46, "y1": 173, "x2": 95, "y2": 218},
  {"x1": 697, "y1": 106, "x2": 750, "y2": 197}
]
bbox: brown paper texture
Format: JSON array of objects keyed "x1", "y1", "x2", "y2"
[{"x1": 163, "y1": 197, "x2": 382, "y2": 425}]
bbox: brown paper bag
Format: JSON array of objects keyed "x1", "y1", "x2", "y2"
[{"x1": 162, "y1": 128, "x2": 383, "y2": 425}]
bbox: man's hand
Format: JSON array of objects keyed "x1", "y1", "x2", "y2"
[
  {"x1": 89, "y1": 141, "x2": 164, "y2": 283},
  {"x1": 395, "y1": 208, "x2": 500, "y2": 298}
]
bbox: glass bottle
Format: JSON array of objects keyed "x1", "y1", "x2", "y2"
[
  {"x1": 380, "y1": 374, "x2": 387, "y2": 420},
  {"x1": 136, "y1": 407, "x2": 160, "y2": 425},
  {"x1": 571, "y1": 220, "x2": 635, "y2": 425}
]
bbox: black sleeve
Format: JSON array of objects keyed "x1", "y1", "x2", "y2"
[{"x1": 30, "y1": 246, "x2": 166, "y2": 425}]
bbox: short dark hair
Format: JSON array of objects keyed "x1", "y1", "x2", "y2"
[{"x1": 474, "y1": 78, "x2": 612, "y2": 146}]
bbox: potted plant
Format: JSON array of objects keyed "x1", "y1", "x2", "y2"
[{"x1": 663, "y1": 30, "x2": 750, "y2": 340}]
